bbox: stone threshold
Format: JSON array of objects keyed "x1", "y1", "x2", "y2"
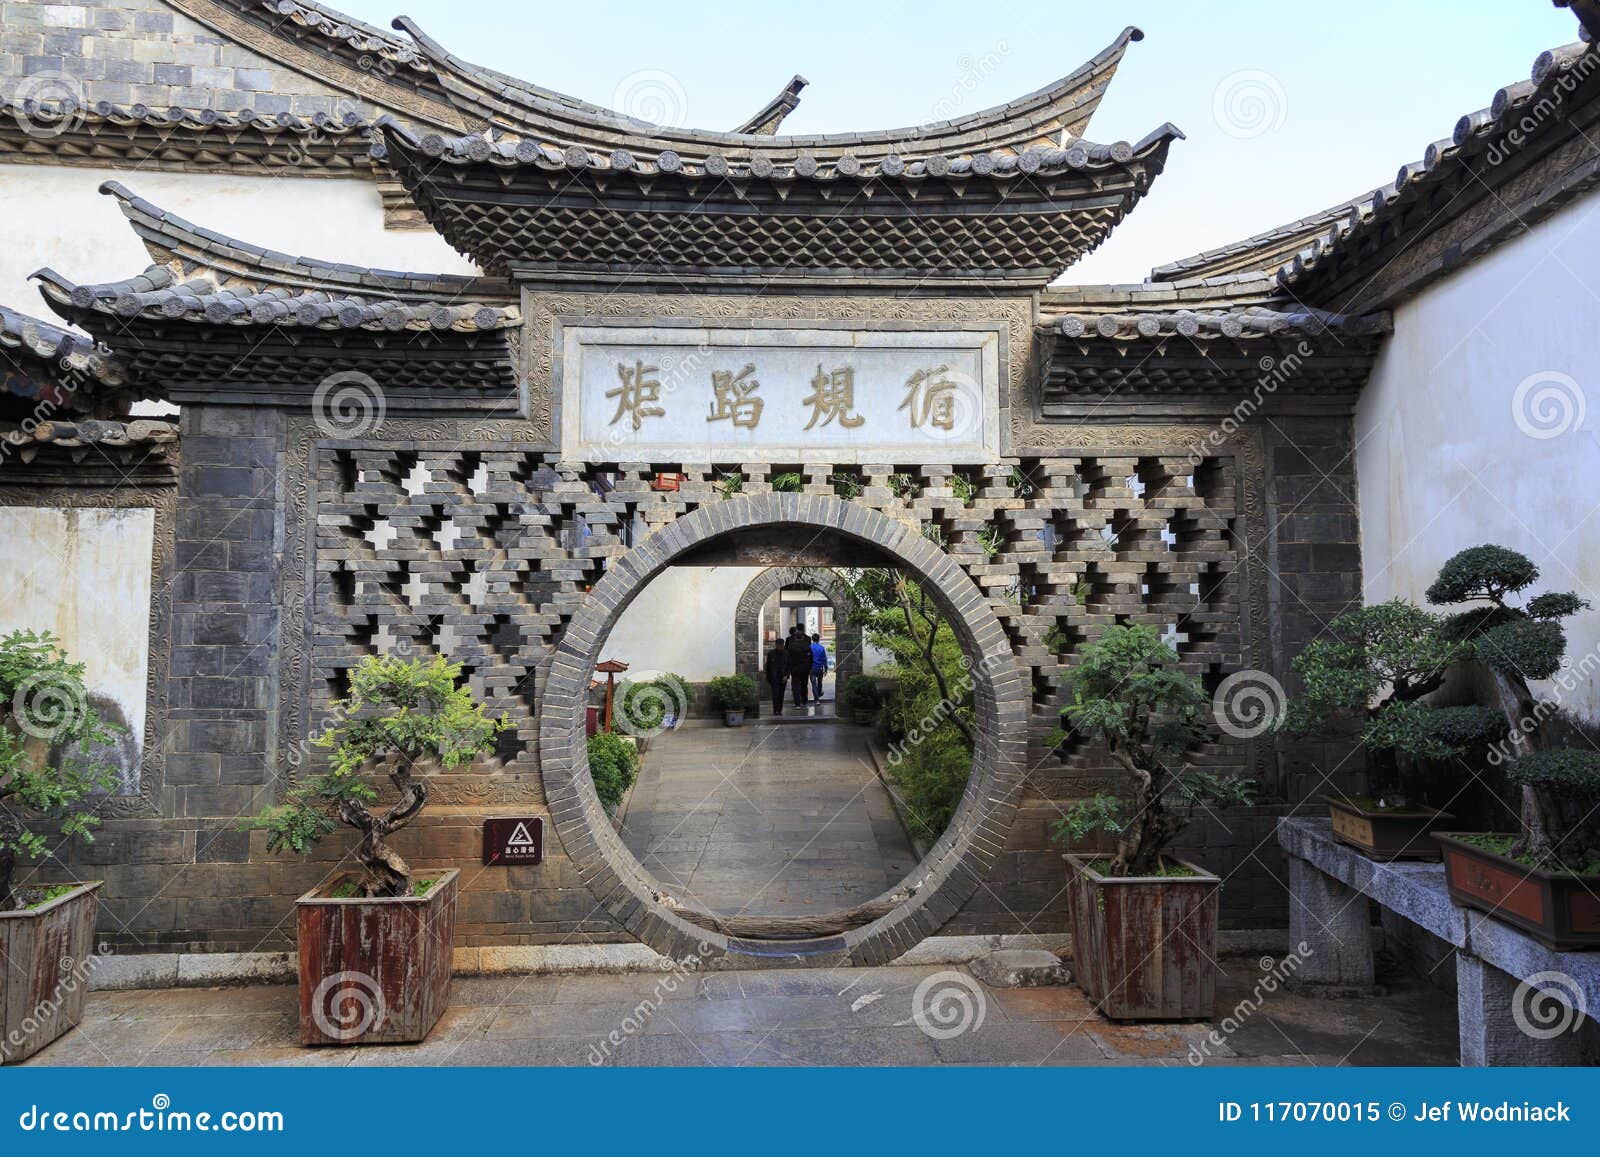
[{"x1": 86, "y1": 929, "x2": 1287, "y2": 991}]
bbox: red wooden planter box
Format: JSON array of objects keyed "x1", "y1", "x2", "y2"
[
  {"x1": 1436, "y1": 833, "x2": 1600, "y2": 951},
  {"x1": 1063, "y1": 854, "x2": 1219, "y2": 1021},
  {"x1": 296, "y1": 868, "x2": 459, "y2": 1046},
  {"x1": 1326, "y1": 796, "x2": 1452, "y2": 861},
  {"x1": 0, "y1": 881, "x2": 101, "y2": 1064}
]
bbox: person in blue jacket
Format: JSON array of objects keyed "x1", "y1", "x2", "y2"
[{"x1": 809, "y1": 632, "x2": 829, "y2": 703}]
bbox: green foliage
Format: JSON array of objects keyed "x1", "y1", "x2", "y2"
[
  {"x1": 1474, "y1": 618, "x2": 1568, "y2": 681},
  {"x1": 617, "y1": 673, "x2": 689, "y2": 733},
  {"x1": 1363, "y1": 703, "x2": 1507, "y2": 760},
  {"x1": 245, "y1": 655, "x2": 505, "y2": 865},
  {"x1": 829, "y1": 472, "x2": 862, "y2": 501},
  {"x1": 1528, "y1": 592, "x2": 1589, "y2": 621},
  {"x1": 1051, "y1": 625, "x2": 1252, "y2": 874},
  {"x1": 716, "y1": 471, "x2": 744, "y2": 498},
  {"x1": 0, "y1": 630, "x2": 123, "y2": 905},
  {"x1": 1043, "y1": 625, "x2": 1072, "y2": 654},
  {"x1": 587, "y1": 731, "x2": 640, "y2": 811},
  {"x1": 1008, "y1": 466, "x2": 1034, "y2": 499},
  {"x1": 977, "y1": 524, "x2": 1004, "y2": 558},
  {"x1": 1426, "y1": 544, "x2": 1541, "y2": 605},
  {"x1": 888, "y1": 473, "x2": 920, "y2": 501},
  {"x1": 841, "y1": 674, "x2": 882, "y2": 713},
  {"x1": 769, "y1": 472, "x2": 803, "y2": 493},
  {"x1": 950, "y1": 474, "x2": 976, "y2": 506},
  {"x1": 707, "y1": 673, "x2": 758, "y2": 712},
  {"x1": 886, "y1": 730, "x2": 971, "y2": 845},
  {"x1": 1504, "y1": 749, "x2": 1600, "y2": 796}
]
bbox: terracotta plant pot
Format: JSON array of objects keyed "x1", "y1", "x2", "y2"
[
  {"x1": 0, "y1": 881, "x2": 101, "y2": 1065},
  {"x1": 1325, "y1": 796, "x2": 1452, "y2": 861},
  {"x1": 1062, "y1": 854, "x2": 1219, "y2": 1020},
  {"x1": 1435, "y1": 834, "x2": 1600, "y2": 951},
  {"x1": 296, "y1": 868, "x2": 459, "y2": 1045}
]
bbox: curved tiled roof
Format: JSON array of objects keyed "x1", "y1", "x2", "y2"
[
  {"x1": 393, "y1": 15, "x2": 1147, "y2": 169},
  {"x1": 0, "y1": 303, "x2": 130, "y2": 396},
  {"x1": 0, "y1": 99, "x2": 379, "y2": 173},
  {"x1": 35, "y1": 265, "x2": 515, "y2": 334},
  {"x1": 98, "y1": 181, "x2": 516, "y2": 304}
]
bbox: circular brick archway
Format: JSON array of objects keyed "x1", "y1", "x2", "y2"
[
  {"x1": 538, "y1": 494, "x2": 1028, "y2": 968},
  {"x1": 733, "y1": 566, "x2": 862, "y2": 710}
]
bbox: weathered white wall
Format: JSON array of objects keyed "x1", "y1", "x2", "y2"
[
  {"x1": 0, "y1": 506, "x2": 155, "y2": 790},
  {"x1": 604, "y1": 566, "x2": 764, "y2": 682},
  {"x1": 1355, "y1": 193, "x2": 1600, "y2": 721},
  {"x1": 0, "y1": 164, "x2": 476, "y2": 316}
]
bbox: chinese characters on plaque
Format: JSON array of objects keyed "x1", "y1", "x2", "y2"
[
  {"x1": 605, "y1": 359, "x2": 962, "y2": 434},
  {"x1": 564, "y1": 327, "x2": 998, "y2": 464}
]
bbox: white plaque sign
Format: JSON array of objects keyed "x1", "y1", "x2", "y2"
[{"x1": 558, "y1": 326, "x2": 1001, "y2": 463}]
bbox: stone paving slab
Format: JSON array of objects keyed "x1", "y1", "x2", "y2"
[
  {"x1": 619, "y1": 722, "x2": 919, "y2": 915},
  {"x1": 20, "y1": 956, "x2": 1459, "y2": 1068}
]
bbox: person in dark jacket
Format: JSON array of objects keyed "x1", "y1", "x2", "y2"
[
  {"x1": 764, "y1": 637, "x2": 788, "y2": 717},
  {"x1": 784, "y1": 625, "x2": 813, "y2": 707}
]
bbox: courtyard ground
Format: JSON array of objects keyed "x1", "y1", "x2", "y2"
[
  {"x1": 20, "y1": 953, "x2": 1460, "y2": 1067},
  {"x1": 617, "y1": 720, "x2": 918, "y2": 915}
]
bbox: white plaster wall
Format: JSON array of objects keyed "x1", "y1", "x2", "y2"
[
  {"x1": 1355, "y1": 193, "x2": 1600, "y2": 721},
  {"x1": 0, "y1": 506, "x2": 155, "y2": 790},
  {"x1": 603, "y1": 566, "x2": 765, "y2": 682},
  {"x1": 0, "y1": 164, "x2": 477, "y2": 317}
]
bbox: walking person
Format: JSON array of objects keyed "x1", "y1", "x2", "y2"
[
  {"x1": 784, "y1": 624, "x2": 813, "y2": 708},
  {"x1": 809, "y1": 632, "x2": 828, "y2": 705},
  {"x1": 764, "y1": 636, "x2": 788, "y2": 717}
]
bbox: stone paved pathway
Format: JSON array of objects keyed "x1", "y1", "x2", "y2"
[
  {"x1": 21, "y1": 955, "x2": 1460, "y2": 1067},
  {"x1": 617, "y1": 721, "x2": 918, "y2": 916}
]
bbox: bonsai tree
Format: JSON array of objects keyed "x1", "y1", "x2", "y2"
[
  {"x1": 248, "y1": 654, "x2": 505, "y2": 897},
  {"x1": 1427, "y1": 544, "x2": 1598, "y2": 867},
  {"x1": 0, "y1": 630, "x2": 121, "y2": 910},
  {"x1": 707, "y1": 674, "x2": 758, "y2": 715},
  {"x1": 1281, "y1": 599, "x2": 1506, "y2": 807},
  {"x1": 1051, "y1": 625, "x2": 1254, "y2": 876}
]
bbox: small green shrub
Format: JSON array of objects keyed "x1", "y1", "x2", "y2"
[
  {"x1": 617, "y1": 673, "x2": 690, "y2": 733},
  {"x1": 717, "y1": 471, "x2": 744, "y2": 498},
  {"x1": 830, "y1": 472, "x2": 862, "y2": 500},
  {"x1": 885, "y1": 731, "x2": 971, "y2": 845},
  {"x1": 587, "y1": 731, "x2": 640, "y2": 811},
  {"x1": 0, "y1": 630, "x2": 123, "y2": 911},
  {"x1": 707, "y1": 674, "x2": 758, "y2": 713},
  {"x1": 769, "y1": 472, "x2": 803, "y2": 493},
  {"x1": 841, "y1": 674, "x2": 882, "y2": 713}
]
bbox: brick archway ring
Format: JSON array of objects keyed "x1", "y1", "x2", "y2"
[
  {"x1": 734, "y1": 566, "x2": 862, "y2": 706},
  {"x1": 538, "y1": 494, "x2": 1028, "y2": 968}
]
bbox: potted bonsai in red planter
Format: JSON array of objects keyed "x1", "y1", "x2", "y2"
[
  {"x1": 1282, "y1": 599, "x2": 1506, "y2": 859},
  {"x1": 1050, "y1": 625, "x2": 1254, "y2": 1020},
  {"x1": 1424, "y1": 545, "x2": 1600, "y2": 949},
  {"x1": 0, "y1": 630, "x2": 120, "y2": 1064},
  {"x1": 248, "y1": 654, "x2": 505, "y2": 1045}
]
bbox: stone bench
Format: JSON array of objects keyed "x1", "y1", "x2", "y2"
[{"x1": 1278, "y1": 817, "x2": 1598, "y2": 1065}]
